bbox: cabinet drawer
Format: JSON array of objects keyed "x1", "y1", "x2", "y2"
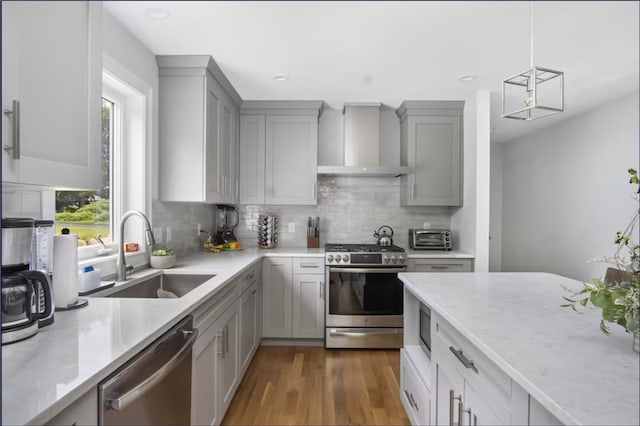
[
  {"x1": 407, "y1": 258, "x2": 473, "y2": 272},
  {"x1": 401, "y1": 349, "x2": 431, "y2": 426},
  {"x1": 292, "y1": 257, "x2": 324, "y2": 274},
  {"x1": 433, "y1": 313, "x2": 511, "y2": 406},
  {"x1": 238, "y1": 265, "x2": 259, "y2": 295},
  {"x1": 192, "y1": 280, "x2": 238, "y2": 332}
]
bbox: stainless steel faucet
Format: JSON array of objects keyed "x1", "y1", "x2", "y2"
[{"x1": 117, "y1": 210, "x2": 156, "y2": 281}]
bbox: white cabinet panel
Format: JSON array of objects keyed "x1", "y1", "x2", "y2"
[
  {"x1": 401, "y1": 349, "x2": 431, "y2": 426},
  {"x1": 2, "y1": 1, "x2": 102, "y2": 189},
  {"x1": 45, "y1": 388, "x2": 97, "y2": 426},
  {"x1": 218, "y1": 299, "x2": 239, "y2": 415},
  {"x1": 239, "y1": 282, "x2": 258, "y2": 374},
  {"x1": 191, "y1": 320, "x2": 221, "y2": 426}
]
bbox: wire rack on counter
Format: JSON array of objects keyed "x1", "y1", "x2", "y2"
[{"x1": 257, "y1": 213, "x2": 278, "y2": 249}]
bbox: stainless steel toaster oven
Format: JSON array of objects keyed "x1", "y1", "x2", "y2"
[{"x1": 409, "y1": 229, "x2": 452, "y2": 250}]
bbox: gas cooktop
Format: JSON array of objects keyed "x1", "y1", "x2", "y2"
[
  {"x1": 325, "y1": 243, "x2": 405, "y2": 253},
  {"x1": 325, "y1": 243, "x2": 407, "y2": 266}
]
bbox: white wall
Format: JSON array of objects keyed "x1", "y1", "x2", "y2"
[
  {"x1": 451, "y1": 90, "x2": 491, "y2": 271},
  {"x1": 489, "y1": 142, "x2": 504, "y2": 271},
  {"x1": 499, "y1": 91, "x2": 639, "y2": 282}
]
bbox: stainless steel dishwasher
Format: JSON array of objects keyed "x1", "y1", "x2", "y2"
[{"x1": 98, "y1": 316, "x2": 197, "y2": 425}]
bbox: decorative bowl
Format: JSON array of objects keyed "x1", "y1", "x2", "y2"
[{"x1": 150, "y1": 254, "x2": 176, "y2": 269}]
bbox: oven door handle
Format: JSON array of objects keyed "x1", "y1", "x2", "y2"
[
  {"x1": 328, "y1": 267, "x2": 406, "y2": 274},
  {"x1": 329, "y1": 328, "x2": 403, "y2": 337}
]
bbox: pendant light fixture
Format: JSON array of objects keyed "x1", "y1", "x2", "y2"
[{"x1": 502, "y1": 2, "x2": 564, "y2": 120}]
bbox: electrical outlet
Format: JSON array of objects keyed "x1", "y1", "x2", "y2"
[
  {"x1": 423, "y1": 222, "x2": 431, "y2": 229},
  {"x1": 166, "y1": 226, "x2": 172, "y2": 242},
  {"x1": 288, "y1": 222, "x2": 295, "y2": 233},
  {"x1": 153, "y1": 228, "x2": 163, "y2": 243}
]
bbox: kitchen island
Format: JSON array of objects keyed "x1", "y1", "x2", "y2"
[{"x1": 398, "y1": 272, "x2": 639, "y2": 426}]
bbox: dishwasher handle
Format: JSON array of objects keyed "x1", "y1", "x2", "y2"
[{"x1": 107, "y1": 328, "x2": 198, "y2": 411}]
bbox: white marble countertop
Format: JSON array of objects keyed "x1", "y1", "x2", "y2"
[
  {"x1": 1, "y1": 247, "x2": 322, "y2": 426},
  {"x1": 399, "y1": 272, "x2": 640, "y2": 426}
]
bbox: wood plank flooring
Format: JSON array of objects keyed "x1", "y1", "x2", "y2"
[{"x1": 222, "y1": 346, "x2": 410, "y2": 425}]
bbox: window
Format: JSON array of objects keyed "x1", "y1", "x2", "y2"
[
  {"x1": 55, "y1": 97, "x2": 114, "y2": 246},
  {"x1": 54, "y1": 63, "x2": 150, "y2": 264}
]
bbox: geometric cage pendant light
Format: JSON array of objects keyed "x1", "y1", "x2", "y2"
[{"x1": 502, "y1": 2, "x2": 564, "y2": 120}]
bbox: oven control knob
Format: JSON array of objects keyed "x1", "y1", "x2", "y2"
[
  {"x1": 327, "y1": 255, "x2": 334, "y2": 263},
  {"x1": 384, "y1": 257, "x2": 390, "y2": 264},
  {"x1": 342, "y1": 255, "x2": 349, "y2": 263},
  {"x1": 392, "y1": 256, "x2": 398, "y2": 264},
  {"x1": 399, "y1": 257, "x2": 406, "y2": 264}
]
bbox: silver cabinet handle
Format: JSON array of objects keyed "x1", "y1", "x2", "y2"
[
  {"x1": 449, "y1": 346, "x2": 478, "y2": 373},
  {"x1": 463, "y1": 406, "x2": 472, "y2": 426},
  {"x1": 329, "y1": 328, "x2": 401, "y2": 337},
  {"x1": 319, "y1": 280, "x2": 322, "y2": 299},
  {"x1": 236, "y1": 180, "x2": 239, "y2": 199},
  {"x1": 107, "y1": 328, "x2": 198, "y2": 411},
  {"x1": 329, "y1": 267, "x2": 406, "y2": 274},
  {"x1": 217, "y1": 331, "x2": 223, "y2": 356},
  {"x1": 300, "y1": 263, "x2": 320, "y2": 268},
  {"x1": 320, "y1": 280, "x2": 324, "y2": 300},
  {"x1": 251, "y1": 288, "x2": 257, "y2": 295},
  {"x1": 449, "y1": 390, "x2": 455, "y2": 426},
  {"x1": 431, "y1": 265, "x2": 450, "y2": 270},
  {"x1": 4, "y1": 100, "x2": 20, "y2": 159},
  {"x1": 410, "y1": 183, "x2": 416, "y2": 201}
]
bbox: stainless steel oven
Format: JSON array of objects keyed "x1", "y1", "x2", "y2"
[{"x1": 325, "y1": 244, "x2": 407, "y2": 348}]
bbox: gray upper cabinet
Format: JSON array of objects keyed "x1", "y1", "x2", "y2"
[
  {"x1": 239, "y1": 101, "x2": 322, "y2": 206},
  {"x1": 157, "y1": 55, "x2": 241, "y2": 203},
  {"x1": 2, "y1": 1, "x2": 102, "y2": 189},
  {"x1": 397, "y1": 101, "x2": 464, "y2": 206}
]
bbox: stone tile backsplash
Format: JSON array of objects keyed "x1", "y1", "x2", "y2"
[
  {"x1": 235, "y1": 176, "x2": 451, "y2": 249},
  {"x1": 152, "y1": 200, "x2": 216, "y2": 256}
]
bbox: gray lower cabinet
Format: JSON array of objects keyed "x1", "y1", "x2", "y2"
[
  {"x1": 157, "y1": 55, "x2": 241, "y2": 204},
  {"x1": 239, "y1": 102, "x2": 322, "y2": 206},
  {"x1": 191, "y1": 268, "x2": 251, "y2": 426},
  {"x1": 397, "y1": 101, "x2": 464, "y2": 206},
  {"x1": 407, "y1": 258, "x2": 474, "y2": 272},
  {"x1": 239, "y1": 264, "x2": 262, "y2": 376},
  {"x1": 262, "y1": 256, "x2": 325, "y2": 339}
]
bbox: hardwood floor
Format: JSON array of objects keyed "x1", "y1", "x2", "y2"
[{"x1": 222, "y1": 346, "x2": 410, "y2": 425}]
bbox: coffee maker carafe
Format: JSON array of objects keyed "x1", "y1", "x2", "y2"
[
  {"x1": 2, "y1": 218, "x2": 54, "y2": 345},
  {"x1": 216, "y1": 205, "x2": 238, "y2": 243}
]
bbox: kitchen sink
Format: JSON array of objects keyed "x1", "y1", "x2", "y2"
[{"x1": 105, "y1": 273, "x2": 215, "y2": 299}]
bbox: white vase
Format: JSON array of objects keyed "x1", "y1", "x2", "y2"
[
  {"x1": 634, "y1": 331, "x2": 639, "y2": 353},
  {"x1": 150, "y1": 254, "x2": 176, "y2": 269}
]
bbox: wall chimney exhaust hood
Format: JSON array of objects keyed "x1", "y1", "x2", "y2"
[{"x1": 317, "y1": 103, "x2": 411, "y2": 177}]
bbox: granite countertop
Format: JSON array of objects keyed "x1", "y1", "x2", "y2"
[
  {"x1": 398, "y1": 272, "x2": 640, "y2": 426},
  {"x1": 1, "y1": 247, "x2": 322, "y2": 426}
]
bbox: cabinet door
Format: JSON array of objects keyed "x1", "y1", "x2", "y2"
[
  {"x1": 192, "y1": 321, "x2": 220, "y2": 426},
  {"x1": 2, "y1": 1, "x2": 101, "y2": 189},
  {"x1": 292, "y1": 274, "x2": 324, "y2": 338},
  {"x1": 464, "y1": 379, "x2": 509, "y2": 426},
  {"x1": 239, "y1": 115, "x2": 266, "y2": 204},
  {"x1": 265, "y1": 115, "x2": 318, "y2": 205},
  {"x1": 218, "y1": 299, "x2": 239, "y2": 416},
  {"x1": 262, "y1": 257, "x2": 293, "y2": 338},
  {"x1": 239, "y1": 282, "x2": 258, "y2": 374},
  {"x1": 218, "y1": 96, "x2": 234, "y2": 203},
  {"x1": 435, "y1": 359, "x2": 464, "y2": 426},
  {"x1": 204, "y1": 73, "x2": 223, "y2": 202},
  {"x1": 404, "y1": 116, "x2": 461, "y2": 206}
]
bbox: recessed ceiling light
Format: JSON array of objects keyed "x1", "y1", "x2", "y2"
[
  {"x1": 146, "y1": 7, "x2": 170, "y2": 20},
  {"x1": 459, "y1": 75, "x2": 477, "y2": 82},
  {"x1": 274, "y1": 74, "x2": 290, "y2": 82}
]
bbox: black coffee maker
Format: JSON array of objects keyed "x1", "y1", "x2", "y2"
[{"x1": 1, "y1": 218, "x2": 53, "y2": 345}]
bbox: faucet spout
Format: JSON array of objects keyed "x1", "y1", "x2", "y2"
[{"x1": 117, "y1": 210, "x2": 156, "y2": 281}]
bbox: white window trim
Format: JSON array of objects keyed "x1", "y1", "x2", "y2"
[{"x1": 78, "y1": 55, "x2": 153, "y2": 277}]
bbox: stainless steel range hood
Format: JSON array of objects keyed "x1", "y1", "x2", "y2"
[{"x1": 317, "y1": 103, "x2": 411, "y2": 177}]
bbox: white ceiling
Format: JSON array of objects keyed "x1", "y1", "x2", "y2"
[{"x1": 104, "y1": 1, "x2": 639, "y2": 143}]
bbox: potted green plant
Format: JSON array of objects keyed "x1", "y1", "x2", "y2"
[
  {"x1": 150, "y1": 245, "x2": 176, "y2": 269},
  {"x1": 563, "y1": 168, "x2": 639, "y2": 351}
]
